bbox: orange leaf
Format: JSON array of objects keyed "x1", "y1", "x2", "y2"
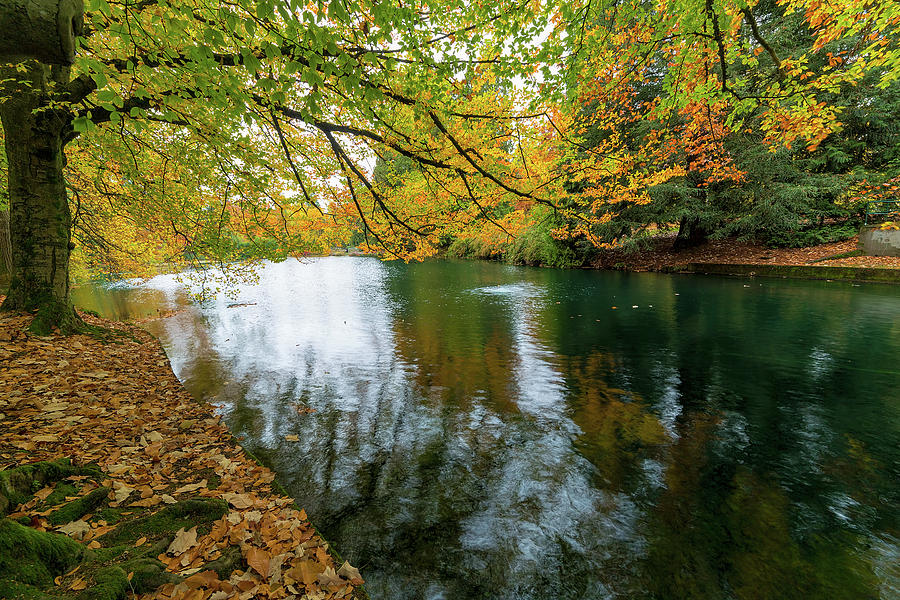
[
  {"x1": 296, "y1": 560, "x2": 325, "y2": 586},
  {"x1": 245, "y1": 546, "x2": 271, "y2": 578},
  {"x1": 184, "y1": 570, "x2": 220, "y2": 589}
]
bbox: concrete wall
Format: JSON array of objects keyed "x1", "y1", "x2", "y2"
[{"x1": 860, "y1": 226, "x2": 900, "y2": 257}]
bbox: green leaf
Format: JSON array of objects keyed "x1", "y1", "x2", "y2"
[
  {"x1": 72, "y1": 116, "x2": 90, "y2": 133},
  {"x1": 91, "y1": 72, "x2": 108, "y2": 89}
]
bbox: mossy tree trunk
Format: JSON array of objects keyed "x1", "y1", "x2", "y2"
[
  {"x1": 0, "y1": 62, "x2": 81, "y2": 333},
  {"x1": 0, "y1": 0, "x2": 83, "y2": 65}
]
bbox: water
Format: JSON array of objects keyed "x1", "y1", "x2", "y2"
[{"x1": 72, "y1": 257, "x2": 900, "y2": 600}]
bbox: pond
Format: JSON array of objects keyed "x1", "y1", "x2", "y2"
[{"x1": 72, "y1": 257, "x2": 900, "y2": 600}]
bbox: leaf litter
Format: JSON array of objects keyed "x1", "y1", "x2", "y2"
[{"x1": 0, "y1": 304, "x2": 363, "y2": 599}]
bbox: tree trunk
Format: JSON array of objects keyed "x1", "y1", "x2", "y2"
[
  {"x1": 672, "y1": 215, "x2": 708, "y2": 250},
  {"x1": 0, "y1": 62, "x2": 80, "y2": 333},
  {"x1": 0, "y1": 210, "x2": 11, "y2": 276},
  {"x1": 0, "y1": 0, "x2": 84, "y2": 65}
]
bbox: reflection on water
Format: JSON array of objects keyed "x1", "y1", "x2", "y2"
[{"x1": 73, "y1": 258, "x2": 900, "y2": 599}]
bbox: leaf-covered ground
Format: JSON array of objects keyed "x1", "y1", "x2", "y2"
[
  {"x1": 0, "y1": 303, "x2": 364, "y2": 600},
  {"x1": 592, "y1": 235, "x2": 900, "y2": 271}
]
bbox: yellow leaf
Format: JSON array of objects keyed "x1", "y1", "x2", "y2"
[{"x1": 70, "y1": 577, "x2": 87, "y2": 591}]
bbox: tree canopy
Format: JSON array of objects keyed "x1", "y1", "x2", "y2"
[{"x1": 1, "y1": 0, "x2": 899, "y2": 329}]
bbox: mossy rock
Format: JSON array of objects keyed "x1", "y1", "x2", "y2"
[
  {"x1": 99, "y1": 497, "x2": 227, "y2": 546},
  {"x1": 40, "y1": 482, "x2": 79, "y2": 511},
  {"x1": 0, "y1": 459, "x2": 102, "y2": 516},
  {"x1": 0, "y1": 518, "x2": 84, "y2": 588},
  {"x1": 199, "y1": 545, "x2": 244, "y2": 580},
  {"x1": 48, "y1": 487, "x2": 110, "y2": 526},
  {"x1": 77, "y1": 559, "x2": 180, "y2": 600},
  {"x1": 90, "y1": 507, "x2": 131, "y2": 525},
  {"x1": 0, "y1": 578, "x2": 55, "y2": 600}
]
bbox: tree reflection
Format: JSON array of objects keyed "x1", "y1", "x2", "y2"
[{"x1": 643, "y1": 411, "x2": 880, "y2": 600}]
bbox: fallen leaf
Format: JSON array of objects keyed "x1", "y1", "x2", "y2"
[
  {"x1": 58, "y1": 520, "x2": 90, "y2": 540},
  {"x1": 161, "y1": 494, "x2": 177, "y2": 504},
  {"x1": 222, "y1": 492, "x2": 253, "y2": 509},
  {"x1": 293, "y1": 560, "x2": 325, "y2": 586},
  {"x1": 184, "y1": 569, "x2": 220, "y2": 589},
  {"x1": 135, "y1": 536, "x2": 147, "y2": 547},
  {"x1": 112, "y1": 483, "x2": 134, "y2": 503},
  {"x1": 130, "y1": 495, "x2": 163, "y2": 508},
  {"x1": 173, "y1": 480, "x2": 207, "y2": 494},
  {"x1": 70, "y1": 577, "x2": 87, "y2": 591},
  {"x1": 318, "y1": 566, "x2": 344, "y2": 587},
  {"x1": 244, "y1": 510, "x2": 262, "y2": 523},
  {"x1": 245, "y1": 546, "x2": 271, "y2": 579},
  {"x1": 167, "y1": 527, "x2": 199, "y2": 555},
  {"x1": 284, "y1": 434, "x2": 299, "y2": 442},
  {"x1": 34, "y1": 486, "x2": 54, "y2": 501},
  {"x1": 337, "y1": 561, "x2": 364, "y2": 585}
]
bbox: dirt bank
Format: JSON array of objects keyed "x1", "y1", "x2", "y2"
[{"x1": 590, "y1": 234, "x2": 900, "y2": 273}]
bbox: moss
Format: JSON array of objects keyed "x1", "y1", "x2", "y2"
[
  {"x1": 191, "y1": 468, "x2": 221, "y2": 490},
  {"x1": 91, "y1": 507, "x2": 129, "y2": 525},
  {"x1": 0, "y1": 518, "x2": 84, "y2": 588},
  {"x1": 200, "y1": 545, "x2": 244, "y2": 579},
  {"x1": 41, "y1": 482, "x2": 78, "y2": 510},
  {"x1": 79, "y1": 566, "x2": 129, "y2": 600},
  {"x1": 809, "y1": 249, "x2": 866, "y2": 263},
  {"x1": 28, "y1": 298, "x2": 84, "y2": 336},
  {"x1": 0, "y1": 578, "x2": 54, "y2": 600},
  {"x1": 85, "y1": 544, "x2": 129, "y2": 563},
  {"x1": 121, "y1": 557, "x2": 181, "y2": 591},
  {"x1": 78, "y1": 558, "x2": 178, "y2": 600},
  {"x1": 0, "y1": 459, "x2": 100, "y2": 516},
  {"x1": 48, "y1": 487, "x2": 110, "y2": 526},
  {"x1": 99, "y1": 498, "x2": 227, "y2": 546}
]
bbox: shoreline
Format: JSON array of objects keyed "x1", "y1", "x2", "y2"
[
  {"x1": 0, "y1": 304, "x2": 366, "y2": 600},
  {"x1": 658, "y1": 262, "x2": 900, "y2": 284},
  {"x1": 448, "y1": 234, "x2": 900, "y2": 283}
]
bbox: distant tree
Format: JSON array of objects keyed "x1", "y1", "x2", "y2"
[{"x1": 553, "y1": 0, "x2": 900, "y2": 249}]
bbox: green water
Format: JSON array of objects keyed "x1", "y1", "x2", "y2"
[{"x1": 72, "y1": 257, "x2": 900, "y2": 599}]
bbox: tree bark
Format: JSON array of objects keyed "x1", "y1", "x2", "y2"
[
  {"x1": 0, "y1": 0, "x2": 83, "y2": 65},
  {"x1": 672, "y1": 215, "x2": 709, "y2": 250},
  {"x1": 0, "y1": 210, "x2": 12, "y2": 276},
  {"x1": 0, "y1": 62, "x2": 80, "y2": 333}
]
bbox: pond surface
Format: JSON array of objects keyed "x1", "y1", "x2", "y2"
[{"x1": 73, "y1": 257, "x2": 900, "y2": 600}]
